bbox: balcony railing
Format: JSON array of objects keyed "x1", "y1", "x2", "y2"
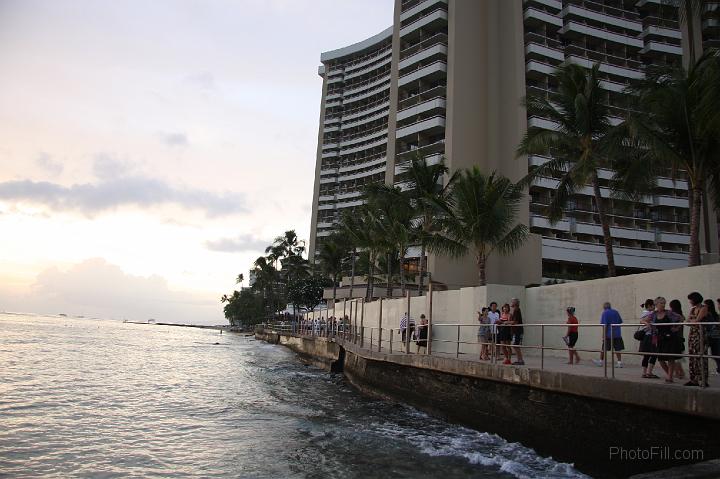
[{"x1": 400, "y1": 32, "x2": 448, "y2": 60}]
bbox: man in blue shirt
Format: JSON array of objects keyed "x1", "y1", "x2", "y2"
[{"x1": 593, "y1": 302, "x2": 625, "y2": 368}]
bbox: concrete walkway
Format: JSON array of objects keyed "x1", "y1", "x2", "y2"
[{"x1": 347, "y1": 335, "x2": 720, "y2": 389}]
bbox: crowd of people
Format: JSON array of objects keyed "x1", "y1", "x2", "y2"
[
  {"x1": 629, "y1": 292, "x2": 720, "y2": 386},
  {"x1": 290, "y1": 292, "x2": 719, "y2": 388},
  {"x1": 476, "y1": 298, "x2": 525, "y2": 365}
]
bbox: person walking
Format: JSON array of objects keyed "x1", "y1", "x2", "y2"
[
  {"x1": 416, "y1": 315, "x2": 429, "y2": 354},
  {"x1": 565, "y1": 307, "x2": 580, "y2": 365},
  {"x1": 497, "y1": 304, "x2": 512, "y2": 364},
  {"x1": 639, "y1": 299, "x2": 659, "y2": 379},
  {"x1": 669, "y1": 299, "x2": 687, "y2": 379},
  {"x1": 652, "y1": 297, "x2": 683, "y2": 383},
  {"x1": 510, "y1": 298, "x2": 524, "y2": 366},
  {"x1": 703, "y1": 299, "x2": 720, "y2": 375},
  {"x1": 487, "y1": 302, "x2": 500, "y2": 360},
  {"x1": 593, "y1": 302, "x2": 624, "y2": 368},
  {"x1": 477, "y1": 308, "x2": 490, "y2": 360},
  {"x1": 686, "y1": 292, "x2": 708, "y2": 387}
]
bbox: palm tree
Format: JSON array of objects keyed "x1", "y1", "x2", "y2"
[
  {"x1": 437, "y1": 168, "x2": 529, "y2": 286},
  {"x1": 337, "y1": 208, "x2": 382, "y2": 301},
  {"x1": 611, "y1": 50, "x2": 720, "y2": 266},
  {"x1": 365, "y1": 183, "x2": 414, "y2": 296},
  {"x1": 251, "y1": 256, "x2": 278, "y2": 318},
  {"x1": 517, "y1": 62, "x2": 618, "y2": 277},
  {"x1": 316, "y1": 234, "x2": 347, "y2": 304},
  {"x1": 236, "y1": 273, "x2": 244, "y2": 288},
  {"x1": 399, "y1": 154, "x2": 458, "y2": 295},
  {"x1": 337, "y1": 211, "x2": 362, "y2": 299}
]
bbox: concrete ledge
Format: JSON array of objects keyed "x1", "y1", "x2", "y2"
[{"x1": 338, "y1": 339, "x2": 720, "y2": 420}]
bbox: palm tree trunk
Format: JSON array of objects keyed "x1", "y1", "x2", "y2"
[
  {"x1": 332, "y1": 274, "x2": 337, "y2": 304},
  {"x1": 689, "y1": 184, "x2": 703, "y2": 266},
  {"x1": 366, "y1": 251, "x2": 375, "y2": 301},
  {"x1": 399, "y1": 252, "x2": 406, "y2": 296},
  {"x1": 386, "y1": 252, "x2": 393, "y2": 298},
  {"x1": 418, "y1": 242, "x2": 426, "y2": 296},
  {"x1": 477, "y1": 253, "x2": 487, "y2": 286},
  {"x1": 349, "y1": 248, "x2": 356, "y2": 299},
  {"x1": 591, "y1": 174, "x2": 617, "y2": 277}
]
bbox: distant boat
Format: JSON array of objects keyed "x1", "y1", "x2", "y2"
[
  {"x1": 147, "y1": 319, "x2": 156, "y2": 324},
  {"x1": 58, "y1": 314, "x2": 67, "y2": 317}
]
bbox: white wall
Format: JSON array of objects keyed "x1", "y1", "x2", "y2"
[{"x1": 323, "y1": 263, "x2": 720, "y2": 364}]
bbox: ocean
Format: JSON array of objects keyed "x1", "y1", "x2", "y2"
[{"x1": 0, "y1": 313, "x2": 589, "y2": 478}]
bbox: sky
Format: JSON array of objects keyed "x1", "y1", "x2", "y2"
[{"x1": 0, "y1": 0, "x2": 393, "y2": 324}]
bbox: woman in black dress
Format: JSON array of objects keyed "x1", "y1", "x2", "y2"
[{"x1": 653, "y1": 297, "x2": 683, "y2": 383}]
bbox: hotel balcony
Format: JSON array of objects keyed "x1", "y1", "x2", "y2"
[
  {"x1": 395, "y1": 115, "x2": 445, "y2": 139},
  {"x1": 399, "y1": 7, "x2": 448, "y2": 39},
  {"x1": 524, "y1": 6, "x2": 563, "y2": 27},
  {"x1": 396, "y1": 97, "x2": 446, "y2": 122},
  {"x1": 560, "y1": 21, "x2": 644, "y2": 48},
  {"x1": 639, "y1": 40, "x2": 683, "y2": 56},
  {"x1": 561, "y1": 3, "x2": 642, "y2": 33},
  {"x1": 400, "y1": 0, "x2": 447, "y2": 22},
  {"x1": 398, "y1": 43, "x2": 448, "y2": 72},
  {"x1": 398, "y1": 60, "x2": 447, "y2": 87},
  {"x1": 541, "y1": 237, "x2": 687, "y2": 269}
]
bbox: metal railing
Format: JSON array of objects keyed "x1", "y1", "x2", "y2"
[{"x1": 263, "y1": 317, "x2": 719, "y2": 388}]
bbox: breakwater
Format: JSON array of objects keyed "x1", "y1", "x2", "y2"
[{"x1": 257, "y1": 329, "x2": 720, "y2": 479}]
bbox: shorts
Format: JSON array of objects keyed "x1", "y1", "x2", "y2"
[
  {"x1": 567, "y1": 332, "x2": 578, "y2": 348},
  {"x1": 603, "y1": 337, "x2": 625, "y2": 351},
  {"x1": 512, "y1": 333, "x2": 523, "y2": 346}
]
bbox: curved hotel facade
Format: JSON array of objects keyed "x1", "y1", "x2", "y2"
[{"x1": 309, "y1": 0, "x2": 719, "y2": 288}]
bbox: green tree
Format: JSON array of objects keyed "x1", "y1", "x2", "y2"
[
  {"x1": 287, "y1": 275, "x2": 331, "y2": 312},
  {"x1": 316, "y1": 234, "x2": 348, "y2": 303},
  {"x1": 365, "y1": 183, "x2": 414, "y2": 297},
  {"x1": 437, "y1": 168, "x2": 529, "y2": 286},
  {"x1": 399, "y1": 154, "x2": 458, "y2": 295},
  {"x1": 517, "y1": 63, "x2": 618, "y2": 276},
  {"x1": 611, "y1": 50, "x2": 720, "y2": 266},
  {"x1": 337, "y1": 211, "x2": 363, "y2": 299},
  {"x1": 221, "y1": 289, "x2": 264, "y2": 326}
]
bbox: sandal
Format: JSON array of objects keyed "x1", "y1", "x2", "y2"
[
  {"x1": 684, "y1": 381, "x2": 699, "y2": 387},
  {"x1": 642, "y1": 374, "x2": 650, "y2": 378},
  {"x1": 647, "y1": 374, "x2": 660, "y2": 379}
]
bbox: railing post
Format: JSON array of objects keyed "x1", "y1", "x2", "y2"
[
  {"x1": 370, "y1": 328, "x2": 373, "y2": 350},
  {"x1": 340, "y1": 298, "x2": 347, "y2": 338},
  {"x1": 405, "y1": 291, "x2": 411, "y2": 354},
  {"x1": 378, "y1": 297, "x2": 383, "y2": 353},
  {"x1": 603, "y1": 323, "x2": 608, "y2": 379},
  {"x1": 348, "y1": 301, "x2": 353, "y2": 343},
  {"x1": 610, "y1": 323, "x2": 616, "y2": 379},
  {"x1": 491, "y1": 323, "x2": 497, "y2": 364},
  {"x1": 701, "y1": 327, "x2": 706, "y2": 388},
  {"x1": 378, "y1": 327, "x2": 383, "y2": 352},
  {"x1": 390, "y1": 328, "x2": 393, "y2": 354},
  {"x1": 541, "y1": 324, "x2": 545, "y2": 370},
  {"x1": 427, "y1": 282, "x2": 433, "y2": 356},
  {"x1": 456, "y1": 325, "x2": 460, "y2": 358},
  {"x1": 360, "y1": 298, "x2": 365, "y2": 347}
]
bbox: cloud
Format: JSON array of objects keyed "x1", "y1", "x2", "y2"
[
  {"x1": 92, "y1": 153, "x2": 133, "y2": 179},
  {"x1": 0, "y1": 258, "x2": 223, "y2": 325},
  {"x1": 35, "y1": 152, "x2": 64, "y2": 176},
  {"x1": 0, "y1": 177, "x2": 247, "y2": 217},
  {"x1": 161, "y1": 132, "x2": 188, "y2": 147},
  {"x1": 205, "y1": 233, "x2": 268, "y2": 253},
  {"x1": 184, "y1": 72, "x2": 216, "y2": 92}
]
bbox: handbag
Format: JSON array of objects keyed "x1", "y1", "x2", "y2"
[{"x1": 633, "y1": 328, "x2": 646, "y2": 341}]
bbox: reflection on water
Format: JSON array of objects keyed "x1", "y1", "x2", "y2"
[{"x1": 0, "y1": 314, "x2": 590, "y2": 478}]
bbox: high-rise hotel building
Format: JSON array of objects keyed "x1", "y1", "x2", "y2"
[{"x1": 309, "y1": 0, "x2": 719, "y2": 288}]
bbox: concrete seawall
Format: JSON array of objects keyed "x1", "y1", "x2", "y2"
[{"x1": 256, "y1": 329, "x2": 720, "y2": 479}]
